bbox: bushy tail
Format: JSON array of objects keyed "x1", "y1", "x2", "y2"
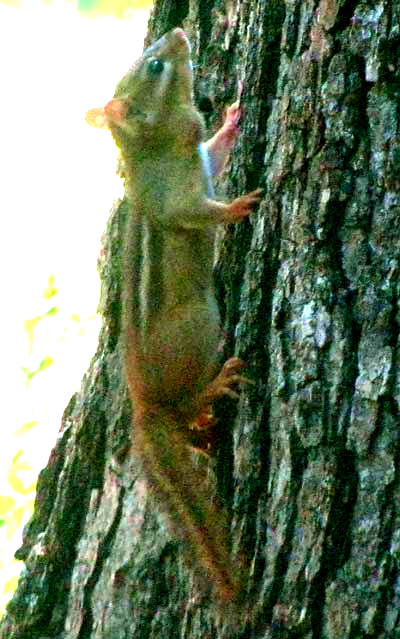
[{"x1": 133, "y1": 406, "x2": 242, "y2": 606}]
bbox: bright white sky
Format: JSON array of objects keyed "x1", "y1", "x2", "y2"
[{"x1": 0, "y1": 0, "x2": 149, "y2": 470}]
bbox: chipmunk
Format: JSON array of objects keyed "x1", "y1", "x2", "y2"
[{"x1": 86, "y1": 28, "x2": 262, "y2": 606}]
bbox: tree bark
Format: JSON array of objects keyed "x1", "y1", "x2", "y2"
[{"x1": 2, "y1": 0, "x2": 400, "y2": 637}]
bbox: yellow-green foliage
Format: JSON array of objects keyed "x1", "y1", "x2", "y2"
[
  {"x1": 0, "y1": 452, "x2": 36, "y2": 615},
  {"x1": 0, "y1": 275, "x2": 101, "y2": 616},
  {"x1": 78, "y1": 0, "x2": 153, "y2": 18}
]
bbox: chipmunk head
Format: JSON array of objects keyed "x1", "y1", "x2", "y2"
[{"x1": 85, "y1": 28, "x2": 195, "y2": 148}]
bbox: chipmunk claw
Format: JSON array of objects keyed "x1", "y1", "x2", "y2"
[
  {"x1": 188, "y1": 358, "x2": 253, "y2": 455},
  {"x1": 224, "y1": 188, "x2": 263, "y2": 222},
  {"x1": 188, "y1": 406, "x2": 217, "y2": 455},
  {"x1": 204, "y1": 357, "x2": 253, "y2": 403}
]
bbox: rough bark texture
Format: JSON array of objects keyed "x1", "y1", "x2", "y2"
[{"x1": 1, "y1": 0, "x2": 400, "y2": 637}]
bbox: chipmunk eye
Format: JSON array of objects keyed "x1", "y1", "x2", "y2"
[{"x1": 148, "y1": 59, "x2": 164, "y2": 75}]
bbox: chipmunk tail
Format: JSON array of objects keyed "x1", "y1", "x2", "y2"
[{"x1": 132, "y1": 406, "x2": 243, "y2": 608}]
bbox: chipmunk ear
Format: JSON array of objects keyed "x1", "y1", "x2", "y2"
[{"x1": 85, "y1": 98, "x2": 129, "y2": 129}]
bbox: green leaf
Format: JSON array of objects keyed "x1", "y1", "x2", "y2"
[
  {"x1": 0, "y1": 496, "x2": 16, "y2": 516},
  {"x1": 21, "y1": 367, "x2": 34, "y2": 385},
  {"x1": 0, "y1": 0, "x2": 22, "y2": 7},
  {"x1": 10, "y1": 455, "x2": 33, "y2": 473},
  {"x1": 4, "y1": 576, "x2": 19, "y2": 595},
  {"x1": 7, "y1": 471, "x2": 36, "y2": 496},
  {"x1": 7, "y1": 472, "x2": 26, "y2": 495},
  {"x1": 11, "y1": 450, "x2": 23, "y2": 465},
  {"x1": 43, "y1": 275, "x2": 58, "y2": 300},
  {"x1": 5, "y1": 506, "x2": 26, "y2": 538},
  {"x1": 22, "y1": 356, "x2": 54, "y2": 384},
  {"x1": 37, "y1": 355, "x2": 54, "y2": 373},
  {"x1": 77, "y1": 0, "x2": 152, "y2": 18},
  {"x1": 14, "y1": 420, "x2": 39, "y2": 437},
  {"x1": 23, "y1": 316, "x2": 40, "y2": 352},
  {"x1": 45, "y1": 306, "x2": 59, "y2": 317},
  {"x1": 8, "y1": 453, "x2": 35, "y2": 496}
]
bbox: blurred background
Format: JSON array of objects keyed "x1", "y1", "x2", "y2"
[{"x1": 0, "y1": 0, "x2": 151, "y2": 613}]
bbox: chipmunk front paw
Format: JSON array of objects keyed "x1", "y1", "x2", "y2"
[{"x1": 223, "y1": 188, "x2": 263, "y2": 222}]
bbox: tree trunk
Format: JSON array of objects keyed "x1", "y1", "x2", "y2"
[{"x1": 2, "y1": 1, "x2": 400, "y2": 637}]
